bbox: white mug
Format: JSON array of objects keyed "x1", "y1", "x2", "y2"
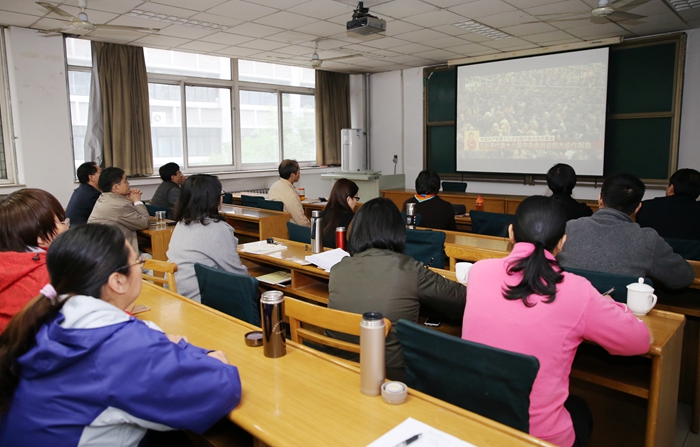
[
  {"x1": 626, "y1": 278, "x2": 657, "y2": 316},
  {"x1": 455, "y1": 262, "x2": 473, "y2": 285}
]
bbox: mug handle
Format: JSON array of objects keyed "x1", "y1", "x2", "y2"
[{"x1": 648, "y1": 294, "x2": 658, "y2": 312}]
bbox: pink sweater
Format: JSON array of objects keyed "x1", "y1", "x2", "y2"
[{"x1": 462, "y1": 243, "x2": 650, "y2": 447}]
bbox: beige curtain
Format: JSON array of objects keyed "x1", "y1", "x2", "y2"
[
  {"x1": 94, "y1": 42, "x2": 153, "y2": 176},
  {"x1": 315, "y1": 70, "x2": 350, "y2": 166}
]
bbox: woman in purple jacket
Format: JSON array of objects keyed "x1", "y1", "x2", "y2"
[{"x1": 0, "y1": 224, "x2": 242, "y2": 447}]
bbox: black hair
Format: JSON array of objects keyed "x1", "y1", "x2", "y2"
[
  {"x1": 546, "y1": 163, "x2": 576, "y2": 195},
  {"x1": 174, "y1": 174, "x2": 222, "y2": 225},
  {"x1": 669, "y1": 168, "x2": 700, "y2": 199},
  {"x1": 0, "y1": 224, "x2": 130, "y2": 413},
  {"x1": 98, "y1": 167, "x2": 125, "y2": 193},
  {"x1": 159, "y1": 162, "x2": 180, "y2": 182},
  {"x1": 347, "y1": 197, "x2": 405, "y2": 255},
  {"x1": 415, "y1": 170, "x2": 440, "y2": 195},
  {"x1": 503, "y1": 196, "x2": 566, "y2": 307},
  {"x1": 601, "y1": 173, "x2": 645, "y2": 215},
  {"x1": 278, "y1": 159, "x2": 299, "y2": 180},
  {"x1": 76, "y1": 162, "x2": 98, "y2": 184}
]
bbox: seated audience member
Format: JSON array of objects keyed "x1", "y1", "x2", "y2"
[
  {"x1": 557, "y1": 173, "x2": 694, "y2": 289},
  {"x1": 320, "y1": 178, "x2": 359, "y2": 248},
  {"x1": 636, "y1": 168, "x2": 700, "y2": 240},
  {"x1": 151, "y1": 162, "x2": 185, "y2": 208},
  {"x1": 167, "y1": 174, "x2": 248, "y2": 303},
  {"x1": 402, "y1": 170, "x2": 456, "y2": 231},
  {"x1": 546, "y1": 163, "x2": 593, "y2": 221},
  {"x1": 0, "y1": 224, "x2": 241, "y2": 446},
  {"x1": 268, "y1": 159, "x2": 310, "y2": 226},
  {"x1": 88, "y1": 167, "x2": 150, "y2": 253},
  {"x1": 65, "y1": 162, "x2": 102, "y2": 226},
  {"x1": 328, "y1": 198, "x2": 465, "y2": 381},
  {"x1": 462, "y1": 196, "x2": 649, "y2": 447},
  {"x1": 0, "y1": 189, "x2": 69, "y2": 332}
]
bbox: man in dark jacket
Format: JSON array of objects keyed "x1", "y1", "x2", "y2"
[
  {"x1": 65, "y1": 162, "x2": 101, "y2": 226},
  {"x1": 636, "y1": 168, "x2": 700, "y2": 240},
  {"x1": 151, "y1": 162, "x2": 185, "y2": 208}
]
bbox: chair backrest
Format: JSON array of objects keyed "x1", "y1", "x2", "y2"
[
  {"x1": 442, "y1": 181, "x2": 467, "y2": 192},
  {"x1": 194, "y1": 263, "x2": 261, "y2": 326},
  {"x1": 664, "y1": 237, "x2": 700, "y2": 261},
  {"x1": 563, "y1": 267, "x2": 653, "y2": 303},
  {"x1": 142, "y1": 259, "x2": 178, "y2": 293},
  {"x1": 286, "y1": 297, "x2": 391, "y2": 355},
  {"x1": 145, "y1": 203, "x2": 174, "y2": 220},
  {"x1": 287, "y1": 221, "x2": 311, "y2": 244},
  {"x1": 222, "y1": 192, "x2": 233, "y2": 205},
  {"x1": 259, "y1": 199, "x2": 285, "y2": 212},
  {"x1": 397, "y1": 319, "x2": 539, "y2": 433},
  {"x1": 405, "y1": 228, "x2": 446, "y2": 269},
  {"x1": 451, "y1": 203, "x2": 467, "y2": 215},
  {"x1": 241, "y1": 194, "x2": 265, "y2": 207},
  {"x1": 469, "y1": 210, "x2": 515, "y2": 237}
]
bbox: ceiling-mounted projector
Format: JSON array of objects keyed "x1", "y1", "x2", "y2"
[{"x1": 347, "y1": 1, "x2": 386, "y2": 36}]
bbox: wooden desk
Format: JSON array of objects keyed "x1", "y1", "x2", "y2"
[
  {"x1": 219, "y1": 204, "x2": 290, "y2": 242},
  {"x1": 440, "y1": 231, "x2": 512, "y2": 269},
  {"x1": 136, "y1": 282, "x2": 552, "y2": 447},
  {"x1": 137, "y1": 222, "x2": 175, "y2": 261}
]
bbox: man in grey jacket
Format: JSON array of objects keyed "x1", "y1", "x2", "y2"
[{"x1": 557, "y1": 173, "x2": 693, "y2": 289}]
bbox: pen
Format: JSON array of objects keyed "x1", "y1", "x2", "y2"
[
  {"x1": 392, "y1": 433, "x2": 422, "y2": 447},
  {"x1": 602, "y1": 287, "x2": 615, "y2": 296}
]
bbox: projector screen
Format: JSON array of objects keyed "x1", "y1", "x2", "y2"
[{"x1": 456, "y1": 48, "x2": 609, "y2": 176}]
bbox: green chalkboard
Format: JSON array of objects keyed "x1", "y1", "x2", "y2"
[{"x1": 425, "y1": 34, "x2": 684, "y2": 182}]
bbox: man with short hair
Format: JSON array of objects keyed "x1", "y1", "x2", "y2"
[
  {"x1": 557, "y1": 173, "x2": 693, "y2": 289},
  {"x1": 151, "y1": 162, "x2": 185, "y2": 208},
  {"x1": 636, "y1": 168, "x2": 700, "y2": 240},
  {"x1": 546, "y1": 163, "x2": 592, "y2": 221},
  {"x1": 268, "y1": 159, "x2": 310, "y2": 226},
  {"x1": 88, "y1": 167, "x2": 150, "y2": 253},
  {"x1": 402, "y1": 170, "x2": 456, "y2": 231},
  {"x1": 65, "y1": 162, "x2": 102, "y2": 226}
]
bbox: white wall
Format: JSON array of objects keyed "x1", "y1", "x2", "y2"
[{"x1": 368, "y1": 31, "x2": 700, "y2": 202}]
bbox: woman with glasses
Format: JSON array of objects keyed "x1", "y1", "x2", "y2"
[
  {"x1": 167, "y1": 174, "x2": 247, "y2": 303},
  {"x1": 0, "y1": 224, "x2": 241, "y2": 446},
  {"x1": 320, "y1": 178, "x2": 359, "y2": 248},
  {"x1": 0, "y1": 188, "x2": 70, "y2": 332}
]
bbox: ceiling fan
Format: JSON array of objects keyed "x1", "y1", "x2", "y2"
[
  {"x1": 37, "y1": 0, "x2": 160, "y2": 34},
  {"x1": 309, "y1": 39, "x2": 361, "y2": 69},
  {"x1": 525, "y1": 0, "x2": 647, "y2": 24}
]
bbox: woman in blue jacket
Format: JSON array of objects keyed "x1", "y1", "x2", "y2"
[{"x1": 0, "y1": 224, "x2": 242, "y2": 447}]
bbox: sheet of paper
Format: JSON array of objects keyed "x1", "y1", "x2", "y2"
[
  {"x1": 304, "y1": 248, "x2": 349, "y2": 272},
  {"x1": 240, "y1": 240, "x2": 287, "y2": 255},
  {"x1": 366, "y1": 418, "x2": 476, "y2": 447}
]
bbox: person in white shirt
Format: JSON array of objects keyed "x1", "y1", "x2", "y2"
[{"x1": 268, "y1": 159, "x2": 310, "y2": 226}]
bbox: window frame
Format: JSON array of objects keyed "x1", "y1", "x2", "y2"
[{"x1": 0, "y1": 28, "x2": 16, "y2": 184}]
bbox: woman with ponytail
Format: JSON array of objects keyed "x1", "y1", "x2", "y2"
[
  {"x1": 461, "y1": 196, "x2": 650, "y2": 447},
  {"x1": 0, "y1": 224, "x2": 242, "y2": 446}
]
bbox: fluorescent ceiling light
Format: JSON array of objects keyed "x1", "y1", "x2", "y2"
[
  {"x1": 128, "y1": 10, "x2": 229, "y2": 31},
  {"x1": 666, "y1": 0, "x2": 700, "y2": 10},
  {"x1": 452, "y1": 19, "x2": 511, "y2": 40}
]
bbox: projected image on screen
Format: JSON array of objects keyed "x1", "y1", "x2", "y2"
[{"x1": 456, "y1": 48, "x2": 609, "y2": 176}]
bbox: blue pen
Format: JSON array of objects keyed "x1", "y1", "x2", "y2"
[{"x1": 392, "y1": 433, "x2": 422, "y2": 447}]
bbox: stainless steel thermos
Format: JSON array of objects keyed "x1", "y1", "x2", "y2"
[
  {"x1": 360, "y1": 312, "x2": 386, "y2": 396},
  {"x1": 405, "y1": 202, "x2": 417, "y2": 229},
  {"x1": 310, "y1": 210, "x2": 323, "y2": 253},
  {"x1": 260, "y1": 290, "x2": 286, "y2": 358}
]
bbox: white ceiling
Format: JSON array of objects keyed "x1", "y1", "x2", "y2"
[{"x1": 1, "y1": 0, "x2": 698, "y2": 73}]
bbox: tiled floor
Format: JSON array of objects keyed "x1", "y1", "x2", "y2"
[{"x1": 676, "y1": 402, "x2": 700, "y2": 447}]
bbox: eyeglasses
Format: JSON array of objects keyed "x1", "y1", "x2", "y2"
[
  {"x1": 116, "y1": 257, "x2": 147, "y2": 273},
  {"x1": 220, "y1": 190, "x2": 226, "y2": 197},
  {"x1": 351, "y1": 196, "x2": 360, "y2": 201},
  {"x1": 60, "y1": 217, "x2": 70, "y2": 228}
]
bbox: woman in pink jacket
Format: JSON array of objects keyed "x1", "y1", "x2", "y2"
[{"x1": 462, "y1": 195, "x2": 650, "y2": 447}]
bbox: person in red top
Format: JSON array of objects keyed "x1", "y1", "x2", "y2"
[{"x1": 0, "y1": 189, "x2": 69, "y2": 331}]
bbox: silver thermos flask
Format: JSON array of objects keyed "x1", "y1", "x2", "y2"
[
  {"x1": 360, "y1": 312, "x2": 386, "y2": 396},
  {"x1": 260, "y1": 290, "x2": 286, "y2": 358},
  {"x1": 406, "y1": 202, "x2": 417, "y2": 229},
  {"x1": 310, "y1": 210, "x2": 323, "y2": 253}
]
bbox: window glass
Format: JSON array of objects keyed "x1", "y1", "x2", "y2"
[
  {"x1": 0, "y1": 108, "x2": 6, "y2": 179},
  {"x1": 65, "y1": 37, "x2": 92, "y2": 67},
  {"x1": 68, "y1": 70, "x2": 91, "y2": 166},
  {"x1": 149, "y1": 83, "x2": 183, "y2": 168},
  {"x1": 282, "y1": 93, "x2": 316, "y2": 162},
  {"x1": 238, "y1": 60, "x2": 315, "y2": 88},
  {"x1": 185, "y1": 86, "x2": 232, "y2": 166},
  {"x1": 144, "y1": 48, "x2": 231, "y2": 80},
  {"x1": 240, "y1": 90, "x2": 279, "y2": 164}
]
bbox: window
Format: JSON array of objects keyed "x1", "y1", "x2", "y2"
[
  {"x1": 0, "y1": 30, "x2": 15, "y2": 182},
  {"x1": 66, "y1": 38, "x2": 316, "y2": 174}
]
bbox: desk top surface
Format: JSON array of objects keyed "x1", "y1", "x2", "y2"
[
  {"x1": 220, "y1": 204, "x2": 287, "y2": 219},
  {"x1": 136, "y1": 282, "x2": 552, "y2": 447}
]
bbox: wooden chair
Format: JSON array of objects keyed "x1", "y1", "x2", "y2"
[
  {"x1": 241, "y1": 194, "x2": 264, "y2": 208},
  {"x1": 142, "y1": 259, "x2": 178, "y2": 293},
  {"x1": 405, "y1": 228, "x2": 446, "y2": 269},
  {"x1": 259, "y1": 200, "x2": 284, "y2": 212},
  {"x1": 441, "y1": 181, "x2": 467, "y2": 192},
  {"x1": 194, "y1": 263, "x2": 261, "y2": 326},
  {"x1": 397, "y1": 319, "x2": 539, "y2": 433},
  {"x1": 469, "y1": 210, "x2": 515, "y2": 237},
  {"x1": 287, "y1": 221, "x2": 311, "y2": 244},
  {"x1": 286, "y1": 297, "x2": 391, "y2": 356}
]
